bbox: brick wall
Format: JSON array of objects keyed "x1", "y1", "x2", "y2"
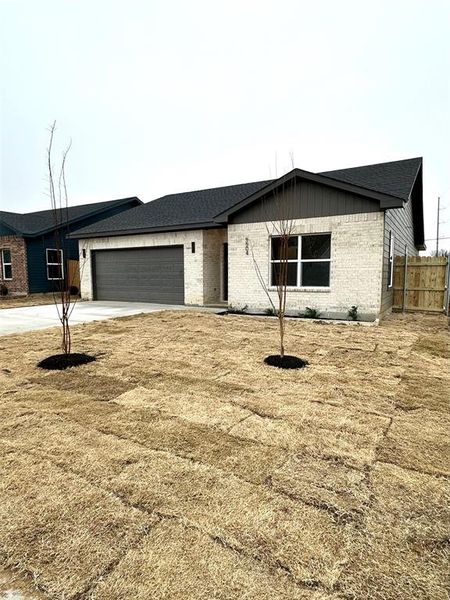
[
  {"x1": 0, "y1": 235, "x2": 29, "y2": 296},
  {"x1": 228, "y1": 213, "x2": 385, "y2": 320},
  {"x1": 202, "y1": 228, "x2": 227, "y2": 304}
]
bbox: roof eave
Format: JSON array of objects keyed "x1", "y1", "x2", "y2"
[
  {"x1": 379, "y1": 198, "x2": 405, "y2": 209},
  {"x1": 68, "y1": 221, "x2": 223, "y2": 239},
  {"x1": 20, "y1": 197, "x2": 143, "y2": 238}
]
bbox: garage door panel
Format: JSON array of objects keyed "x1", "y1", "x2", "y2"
[{"x1": 93, "y1": 247, "x2": 184, "y2": 304}]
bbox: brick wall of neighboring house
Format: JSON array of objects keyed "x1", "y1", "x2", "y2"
[
  {"x1": 0, "y1": 235, "x2": 29, "y2": 295},
  {"x1": 228, "y1": 212, "x2": 385, "y2": 321}
]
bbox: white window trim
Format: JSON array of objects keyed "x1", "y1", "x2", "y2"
[
  {"x1": 1, "y1": 249, "x2": 12, "y2": 280},
  {"x1": 269, "y1": 233, "x2": 331, "y2": 289},
  {"x1": 388, "y1": 231, "x2": 394, "y2": 289},
  {"x1": 46, "y1": 248, "x2": 64, "y2": 280}
]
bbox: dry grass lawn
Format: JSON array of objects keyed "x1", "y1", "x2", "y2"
[
  {"x1": 0, "y1": 310, "x2": 449, "y2": 599},
  {"x1": 0, "y1": 293, "x2": 58, "y2": 309}
]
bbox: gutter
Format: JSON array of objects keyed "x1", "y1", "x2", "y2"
[{"x1": 67, "y1": 221, "x2": 224, "y2": 239}]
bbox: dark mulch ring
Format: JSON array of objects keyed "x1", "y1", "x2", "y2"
[
  {"x1": 37, "y1": 353, "x2": 96, "y2": 371},
  {"x1": 264, "y1": 355, "x2": 308, "y2": 369}
]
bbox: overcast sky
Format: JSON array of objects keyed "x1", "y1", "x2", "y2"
[{"x1": 1, "y1": 0, "x2": 449, "y2": 251}]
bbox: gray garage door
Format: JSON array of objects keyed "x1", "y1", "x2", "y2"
[{"x1": 93, "y1": 246, "x2": 184, "y2": 304}]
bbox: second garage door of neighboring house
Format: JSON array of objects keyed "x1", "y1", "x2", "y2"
[{"x1": 92, "y1": 246, "x2": 185, "y2": 304}]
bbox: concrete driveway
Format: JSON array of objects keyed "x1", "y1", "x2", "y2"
[{"x1": 0, "y1": 301, "x2": 218, "y2": 336}]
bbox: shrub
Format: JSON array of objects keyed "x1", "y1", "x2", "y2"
[
  {"x1": 69, "y1": 285, "x2": 79, "y2": 296},
  {"x1": 0, "y1": 284, "x2": 8, "y2": 296},
  {"x1": 348, "y1": 305, "x2": 358, "y2": 321},
  {"x1": 228, "y1": 304, "x2": 248, "y2": 314},
  {"x1": 264, "y1": 307, "x2": 278, "y2": 316},
  {"x1": 302, "y1": 307, "x2": 321, "y2": 319}
]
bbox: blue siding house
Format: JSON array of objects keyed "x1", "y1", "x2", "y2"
[{"x1": 0, "y1": 197, "x2": 141, "y2": 295}]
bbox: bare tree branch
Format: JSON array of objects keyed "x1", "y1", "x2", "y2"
[
  {"x1": 46, "y1": 122, "x2": 79, "y2": 355},
  {"x1": 252, "y1": 162, "x2": 297, "y2": 357}
]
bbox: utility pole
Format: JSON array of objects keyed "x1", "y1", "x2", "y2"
[{"x1": 436, "y1": 196, "x2": 441, "y2": 256}]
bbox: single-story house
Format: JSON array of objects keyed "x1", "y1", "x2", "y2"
[
  {"x1": 71, "y1": 157, "x2": 425, "y2": 320},
  {"x1": 0, "y1": 197, "x2": 141, "y2": 296}
]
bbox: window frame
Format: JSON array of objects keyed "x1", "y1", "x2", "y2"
[
  {"x1": 387, "y1": 231, "x2": 394, "y2": 289},
  {"x1": 46, "y1": 248, "x2": 64, "y2": 281},
  {"x1": 1, "y1": 248, "x2": 12, "y2": 280},
  {"x1": 269, "y1": 233, "x2": 331, "y2": 289}
]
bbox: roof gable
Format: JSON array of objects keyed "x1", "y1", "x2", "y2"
[{"x1": 215, "y1": 158, "x2": 422, "y2": 225}]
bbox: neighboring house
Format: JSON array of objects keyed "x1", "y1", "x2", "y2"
[
  {"x1": 0, "y1": 197, "x2": 142, "y2": 296},
  {"x1": 71, "y1": 158, "x2": 425, "y2": 320}
]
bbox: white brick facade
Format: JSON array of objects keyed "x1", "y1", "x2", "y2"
[
  {"x1": 227, "y1": 212, "x2": 385, "y2": 319},
  {"x1": 80, "y1": 230, "x2": 198, "y2": 304},
  {"x1": 79, "y1": 214, "x2": 385, "y2": 318},
  {"x1": 79, "y1": 228, "x2": 228, "y2": 305},
  {"x1": 202, "y1": 229, "x2": 227, "y2": 303}
]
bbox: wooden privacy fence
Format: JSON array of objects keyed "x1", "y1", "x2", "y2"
[
  {"x1": 393, "y1": 255, "x2": 449, "y2": 313},
  {"x1": 68, "y1": 259, "x2": 80, "y2": 290}
]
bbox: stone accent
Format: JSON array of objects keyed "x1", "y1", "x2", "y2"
[
  {"x1": 79, "y1": 228, "x2": 227, "y2": 305},
  {"x1": 0, "y1": 235, "x2": 28, "y2": 296},
  {"x1": 228, "y1": 213, "x2": 385, "y2": 319}
]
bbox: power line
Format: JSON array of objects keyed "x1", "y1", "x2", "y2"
[{"x1": 436, "y1": 196, "x2": 440, "y2": 255}]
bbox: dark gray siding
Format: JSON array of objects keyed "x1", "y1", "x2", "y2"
[
  {"x1": 380, "y1": 200, "x2": 418, "y2": 315},
  {"x1": 93, "y1": 246, "x2": 185, "y2": 304},
  {"x1": 26, "y1": 235, "x2": 79, "y2": 293},
  {"x1": 229, "y1": 180, "x2": 379, "y2": 224}
]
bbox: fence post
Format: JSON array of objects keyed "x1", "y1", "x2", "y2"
[
  {"x1": 402, "y1": 245, "x2": 408, "y2": 313},
  {"x1": 445, "y1": 258, "x2": 450, "y2": 316}
]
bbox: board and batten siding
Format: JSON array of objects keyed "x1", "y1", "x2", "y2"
[
  {"x1": 26, "y1": 235, "x2": 79, "y2": 293},
  {"x1": 380, "y1": 200, "x2": 418, "y2": 315},
  {"x1": 230, "y1": 179, "x2": 380, "y2": 225}
]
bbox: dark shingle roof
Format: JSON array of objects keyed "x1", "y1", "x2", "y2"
[
  {"x1": 0, "y1": 197, "x2": 141, "y2": 236},
  {"x1": 70, "y1": 180, "x2": 273, "y2": 237},
  {"x1": 71, "y1": 157, "x2": 422, "y2": 238},
  {"x1": 320, "y1": 157, "x2": 422, "y2": 201}
]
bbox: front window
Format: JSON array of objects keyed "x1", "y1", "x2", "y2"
[
  {"x1": 1, "y1": 249, "x2": 12, "y2": 280},
  {"x1": 46, "y1": 248, "x2": 64, "y2": 280},
  {"x1": 270, "y1": 234, "x2": 331, "y2": 287}
]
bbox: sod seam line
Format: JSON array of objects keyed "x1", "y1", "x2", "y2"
[{"x1": 0, "y1": 439, "x2": 337, "y2": 596}]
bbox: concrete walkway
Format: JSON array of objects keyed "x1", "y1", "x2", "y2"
[{"x1": 0, "y1": 301, "x2": 220, "y2": 336}]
